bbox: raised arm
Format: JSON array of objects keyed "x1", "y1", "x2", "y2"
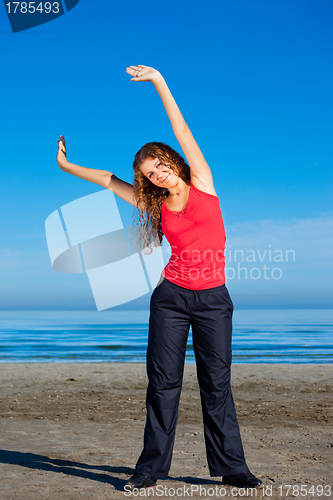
[
  {"x1": 56, "y1": 135, "x2": 138, "y2": 207},
  {"x1": 126, "y1": 65, "x2": 216, "y2": 195}
]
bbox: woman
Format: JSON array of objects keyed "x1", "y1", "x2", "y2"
[{"x1": 56, "y1": 65, "x2": 262, "y2": 490}]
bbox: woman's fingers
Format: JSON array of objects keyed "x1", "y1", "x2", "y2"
[
  {"x1": 57, "y1": 136, "x2": 67, "y2": 157},
  {"x1": 126, "y1": 67, "x2": 144, "y2": 81},
  {"x1": 126, "y1": 66, "x2": 153, "y2": 82},
  {"x1": 126, "y1": 65, "x2": 146, "y2": 74},
  {"x1": 128, "y1": 65, "x2": 145, "y2": 70},
  {"x1": 126, "y1": 65, "x2": 159, "y2": 83},
  {"x1": 126, "y1": 67, "x2": 141, "y2": 76}
]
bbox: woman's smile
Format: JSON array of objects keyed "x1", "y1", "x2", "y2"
[{"x1": 160, "y1": 173, "x2": 170, "y2": 183}]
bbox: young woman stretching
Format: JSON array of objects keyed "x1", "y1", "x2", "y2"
[{"x1": 56, "y1": 65, "x2": 262, "y2": 490}]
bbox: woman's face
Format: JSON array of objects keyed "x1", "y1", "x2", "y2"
[{"x1": 139, "y1": 157, "x2": 179, "y2": 188}]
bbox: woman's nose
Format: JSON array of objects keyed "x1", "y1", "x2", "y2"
[{"x1": 153, "y1": 163, "x2": 164, "y2": 182}]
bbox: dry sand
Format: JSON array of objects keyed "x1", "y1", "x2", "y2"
[{"x1": 0, "y1": 363, "x2": 332, "y2": 499}]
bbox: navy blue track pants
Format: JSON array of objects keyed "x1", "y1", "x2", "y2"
[{"x1": 135, "y1": 278, "x2": 249, "y2": 478}]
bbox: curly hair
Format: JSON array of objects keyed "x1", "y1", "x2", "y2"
[{"x1": 132, "y1": 142, "x2": 190, "y2": 252}]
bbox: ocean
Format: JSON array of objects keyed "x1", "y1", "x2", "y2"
[{"x1": 0, "y1": 309, "x2": 332, "y2": 364}]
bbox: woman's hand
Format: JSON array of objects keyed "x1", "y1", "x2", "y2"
[
  {"x1": 57, "y1": 135, "x2": 68, "y2": 169},
  {"x1": 126, "y1": 65, "x2": 162, "y2": 84}
]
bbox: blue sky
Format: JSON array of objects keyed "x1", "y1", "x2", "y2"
[{"x1": 0, "y1": 0, "x2": 332, "y2": 310}]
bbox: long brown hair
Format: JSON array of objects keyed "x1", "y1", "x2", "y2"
[{"x1": 133, "y1": 142, "x2": 190, "y2": 252}]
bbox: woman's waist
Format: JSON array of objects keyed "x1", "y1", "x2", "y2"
[
  {"x1": 160, "y1": 276, "x2": 227, "y2": 293},
  {"x1": 162, "y1": 262, "x2": 225, "y2": 290}
]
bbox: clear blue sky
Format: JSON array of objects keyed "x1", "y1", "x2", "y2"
[{"x1": 1, "y1": 0, "x2": 332, "y2": 310}]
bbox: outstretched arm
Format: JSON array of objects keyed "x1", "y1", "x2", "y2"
[
  {"x1": 56, "y1": 136, "x2": 138, "y2": 207},
  {"x1": 126, "y1": 65, "x2": 216, "y2": 195}
]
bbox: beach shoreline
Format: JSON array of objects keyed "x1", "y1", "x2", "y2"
[{"x1": 0, "y1": 363, "x2": 332, "y2": 499}]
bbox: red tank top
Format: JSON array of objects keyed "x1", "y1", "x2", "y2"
[{"x1": 161, "y1": 181, "x2": 226, "y2": 290}]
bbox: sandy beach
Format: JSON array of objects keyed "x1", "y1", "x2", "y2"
[{"x1": 0, "y1": 363, "x2": 332, "y2": 499}]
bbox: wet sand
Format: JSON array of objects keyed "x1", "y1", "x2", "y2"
[{"x1": 0, "y1": 363, "x2": 332, "y2": 499}]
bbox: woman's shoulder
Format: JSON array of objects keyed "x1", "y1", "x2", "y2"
[{"x1": 190, "y1": 178, "x2": 218, "y2": 199}]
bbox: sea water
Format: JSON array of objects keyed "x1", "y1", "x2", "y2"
[{"x1": 0, "y1": 309, "x2": 332, "y2": 363}]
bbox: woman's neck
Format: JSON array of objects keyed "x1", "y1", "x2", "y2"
[{"x1": 168, "y1": 178, "x2": 190, "y2": 196}]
